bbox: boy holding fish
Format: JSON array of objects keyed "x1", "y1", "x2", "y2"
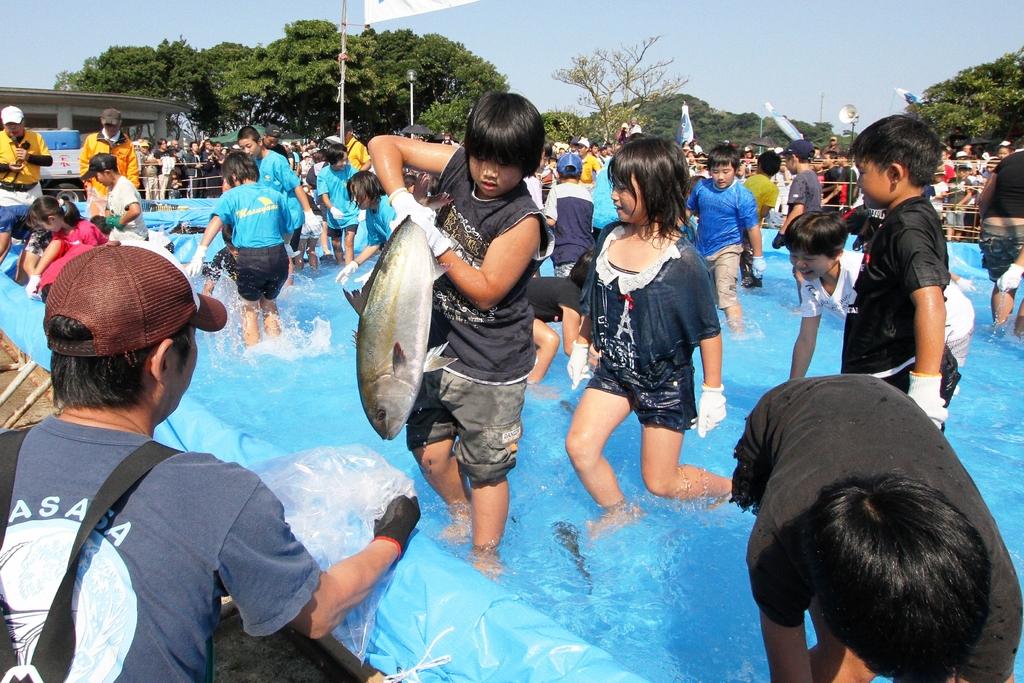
[{"x1": 367, "y1": 92, "x2": 550, "y2": 575}]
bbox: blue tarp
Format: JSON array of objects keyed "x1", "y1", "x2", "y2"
[{"x1": 0, "y1": 242, "x2": 643, "y2": 682}]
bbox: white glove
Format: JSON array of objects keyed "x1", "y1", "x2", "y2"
[
  {"x1": 997, "y1": 263, "x2": 1023, "y2": 292},
  {"x1": 24, "y1": 275, "x2": 41, "y2": 299},
  {"x1": 567, "y1": 341, "x2": 592, "y2": 390},
  {"x1": 752, "y1": 256, "x2": 767, "y2": 279},
  {"x1": 390, "y1": 189, "x2": 451, "y2": 257},
  {"x1": 954, "y1": 277, "x2": 976, "y2": 293},
  {"x1": 336, "y1": 261, "x2": 358, "y2": 284},
  {"x1": 303, "y1": 209, "x2": 323, "y2": 233},
  {"x1": 185, "y1": 244, "x2": 208, "y2": 277},
  {"x1": 329, "y1": 206, "x2": 345, "y2": 222},
  {"x1": 284, "y1": 244, "x2": 298, "y2": 259},
  {"x1": 907, "y1": 372, "x2": 947, "y2": 430},
  {"x1": 694, "y1": 384, "x2": 726, "y2": 438}
]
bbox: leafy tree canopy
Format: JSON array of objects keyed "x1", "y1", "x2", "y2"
[{"x1": 915, "y1": 47, "x2": 1024, "y2": 141}]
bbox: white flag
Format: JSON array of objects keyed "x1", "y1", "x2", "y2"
[
  {"x1": 764, "y1": 102, "x2": 803, "y2": 142},
  {"x1": 365, "y1": 0, "x2": 479, "y2": 24},
  {"x1": 677, "y1": 104, "x2": 694, "y2": 145}
]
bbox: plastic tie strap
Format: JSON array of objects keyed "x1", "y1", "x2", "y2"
[{"x1": 382, "y1": 626, "x2": 454, "y2": 682}]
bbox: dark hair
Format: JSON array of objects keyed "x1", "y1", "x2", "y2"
[
  {"x1": 27, "y1": 196, "x2": 82, "y2": 230},
  {"x1": 757, "y1": 150, "x2": 781, "y2": 176},
  {"x1": 48, "y1": 317, "x2": 193, "y2": 409},
  {"x1": 323, "y1": 142, "x2": 347, "y2": 166},
  {"x1": 220, "y1": 152, "x2": 258, "y2": 186},
  {"x1": 347, "y1": 171, "x2": 385, "y2": 204},
  {"x1": 803, "y1": 475, "x2": 991, "y2": 680},
  {"x1": 849, "y1": 115, "x2": 942, "y2": 187},
  {"x1": 568, "y1": 249, "x2": 594, "y2": 289},
  {"x1": 463, "y1": 91, "x2": 545, "y2": 178},
  {"x1": 707, "y1": 144, "x2": 740, "y2": 171},
  {"x1": 783, "y1": 212, "x2": 846, "y2": 257},
  {"x1": 608, "y1": 137, "x2": 689, "y2": 241},
  {"x1": 237, "y1": 126, "x2": 261, "y2": 143}
]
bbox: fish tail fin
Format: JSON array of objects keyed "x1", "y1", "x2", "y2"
[{"x1": 423, "y1": 343, "x2": 456, "y2": 372}]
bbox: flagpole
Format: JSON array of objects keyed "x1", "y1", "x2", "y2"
[{"x1": 339, "y1": 0, "x2": 347, "y2": 135}]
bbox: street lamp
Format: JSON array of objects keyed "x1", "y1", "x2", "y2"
[{"x1": 407, "y1": 69, "x2": 417, "y2": 129}]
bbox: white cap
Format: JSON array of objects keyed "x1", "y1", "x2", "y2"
[
  {"x1": 693, "y1": 144, "x2": 704, "y2": 154},
  {"x1": 1, "y1": 106, "x2": 24, "y2": 125},
  {"x1": 955, "y1": 151, "x2": 968, "y2": 158},
  {"x1": 577, "y1": 137, "x2": 591, "y2": 148},
  {"x1": 1000, "y1": 140, "x2": 1012, "y2": 147}
]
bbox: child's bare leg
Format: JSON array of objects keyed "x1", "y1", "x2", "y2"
[
  {"x1": 240, "y1": 300, "x2": 261, "y2": 346},
  {"x1": 331, "y1": 236, "x2": 344, "y2": 263},
  {"x1": 413, "y1": 439, "x2": 471, "y2": 541},
  {"x1": 469, "y1": 477, "x2": 509, "y2": 577},
  {"x1": 639, "y1": 424, "x2": 732, "y2": 500},
  {"x1": 202, "y1": 277, "x2": 217, "y2": 297},
  {"x1": 992, "y1": 284, "x2": 1016, "y2": 326},
  {"x1": 565, "y1": 388, "x2": 637, "y2": 536},
  {"x1": 528, "y1": 319, "x2": 560, "y2": 384},
  {"x1": 306, "y1": 240, "x2": 319, "y2": 271},
  {"x1": 1014, "y1": 298, "x2": 1024, "y2": 338},
  {"x1": 260, "y1": 298, "x2": 281, "y2": 337},
  {"x1": 724, "y1": 303, "x2": 744, "y2": 332}
]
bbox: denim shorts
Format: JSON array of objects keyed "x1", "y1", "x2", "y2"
[
  {"x1": 979, "y1": 227, "x2": 1024, "y2": 282},
  {"x1": 587, "y1": 362, "x2": 698, "y2": 432},
  {"x1": 406, "y1": 370, "x2": 526, "y2": 485},
  {"x1": 235, "y1": 244, "x2": 288, "y2": 301}
]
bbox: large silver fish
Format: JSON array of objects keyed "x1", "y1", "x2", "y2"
[{"x1": 344, "y1": 217, "x2": 453, "y2": 439}]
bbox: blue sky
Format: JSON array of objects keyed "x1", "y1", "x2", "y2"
[{"x1": 16, "y1": 0, "x2": 1024, "y2": 133}]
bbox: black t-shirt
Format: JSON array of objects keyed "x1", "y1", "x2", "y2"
[
  {"x1": 842, "y1": 196, "x2": 949, "y2": 374},
  {"x1": 430, "y1": 147, "x2": 548, "y2": 382},
  {"x1": 528, "y1": 277, "x2": 581, "y2": 323},
  {"x1": 737, "y1": 375, "x2": 1021, "y2": 682},
  {"x1": 990, "y1": 151, "x2": 1024, "y2": 219}
]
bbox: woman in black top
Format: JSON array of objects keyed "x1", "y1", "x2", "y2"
[{"x1": 978, "y1": 150, "x2": 1024, "y2": 333}]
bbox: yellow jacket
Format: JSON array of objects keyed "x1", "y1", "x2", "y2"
[{"x1": 80, "y1": 131, "x2": 140, "y2": 195}]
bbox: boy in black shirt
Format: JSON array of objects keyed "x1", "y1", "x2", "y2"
[
  {"x1": 844, "y1": 115, "x2": 955, "y2": 429},
  {"x1": 731, "y1": 375, "x2": 1021, "y2": 683}
]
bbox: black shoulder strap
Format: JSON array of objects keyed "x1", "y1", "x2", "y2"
[
  {"x1": 0, "y1": 430, "x2": 30, "y2": 674},
  {"x1": 0, "y1": 430, "x2": 179, "y2": 681}
]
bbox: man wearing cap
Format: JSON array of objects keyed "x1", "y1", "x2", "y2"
[
  {"x1": 80, "y1": 108, "x2": 140, "y2": 196},
  {"x1": 773, "y1": 139, "x2": 822, "y2": 248},
  {"x1": 0, "y1": 106, "x2": 52, "y2": 206},
  {"x1": 0, "y1": 242, "x2": 420, "y2": 680}
]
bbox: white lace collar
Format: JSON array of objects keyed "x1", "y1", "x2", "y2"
[{"x1": 595, "y1": 225, "x2": 681, "y2": 294}]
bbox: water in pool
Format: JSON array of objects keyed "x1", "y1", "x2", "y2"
[{"x1": 185, "y1": 251, "x2": 1024, "y2": 681}]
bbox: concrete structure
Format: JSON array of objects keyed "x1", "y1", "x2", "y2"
[{"x1": 0, "y1": 88, "x2": 189, "y2": 140}]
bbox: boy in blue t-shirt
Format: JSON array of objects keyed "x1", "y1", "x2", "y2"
[
  {"x1": 186, "y1": 152, "x2": 293, "y2": 346},
  {"x1": 686, "y1": 143, "x2": 762, "y2": 330},
  {"x1": 336, "y1": 171, "x2": 396, "y2": 285},
  {"x1": 543, "y1": 152, "x2": 594, "y2": 277},
  {"x1": 237, "y1": 126, "x2": 319, "y2": 272},
  {"x1": 316, "y1": 142, "x2": 359, "y2": 266}
]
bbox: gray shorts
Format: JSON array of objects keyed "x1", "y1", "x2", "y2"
[{"x1": 406, "y1": 370, "x2": 526, "y2": 485}]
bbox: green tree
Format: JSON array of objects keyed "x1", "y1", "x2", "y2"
[
  {"x1": 916, "y1": 48, "x2": 1024, "y2": 140},
  {"x1": 541, "y1": 111, "x2": 592, "y2": 143}
]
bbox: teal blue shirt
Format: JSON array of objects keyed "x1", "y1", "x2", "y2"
[
  {"x1": 316, "y1": 164, "x2": 359, "y2": 229},
  {"x1": 214, "y1": 183, "x2": 291, "y2": 248},
  {"x1": 365, "y1": 195, "x2": 396, "y2": 247},
  {"x1": 256, "y1": 150, "x2": 302, "y2": 232}
]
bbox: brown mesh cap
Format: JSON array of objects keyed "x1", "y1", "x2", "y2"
[{"x1": 45, "y1": 243, "x2": 227, "y2": 357}]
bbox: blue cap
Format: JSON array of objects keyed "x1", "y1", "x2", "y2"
[
  {"x1": 781, "y1": 139, "x2": 815, "y2": 160},
  {"x1": 557, "y1": 153, "x2": 583, "y2": 176}
]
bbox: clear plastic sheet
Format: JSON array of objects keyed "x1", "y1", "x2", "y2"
[{"x1": 251, "y1": 446, "x2": 416, "y2": 660}]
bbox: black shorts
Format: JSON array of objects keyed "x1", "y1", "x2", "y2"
[
  {"x1": 202, "y1": 247, "x2": 238, "y2": 282},
  {"x1": 587, "y1": 362, "x2": 697, "y2": 432},
  {"x1": 289, "y1": 227, "x2": 302, "y2": 251},
  {"x1": 979, "y1": 230, "x2": 1024, "y2": 282},
  {"x1": 881, "y1": 346, "x2": 961, "y2": 408},
  {"x1": 235, "y1": 244, "x2": 288, "y2": 301},
  {"x1": 327, "y1": 224, "x2": 358, "y2": 239}
]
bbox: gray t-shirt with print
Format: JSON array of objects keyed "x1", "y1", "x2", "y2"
[
  {"x1": 787, "y1": 169, "x2": 822, "y2": 211},
  {"x1": 0, "y1": 417, "x2": 320, "y2": 680}
]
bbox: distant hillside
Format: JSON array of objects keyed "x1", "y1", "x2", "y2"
[{"x1": 643, "y1": 94, "x2": 836, "y2": 149}]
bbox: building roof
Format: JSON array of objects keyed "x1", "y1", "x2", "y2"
[{"x1": 0, "y1": 87, "x2": 189, "y2": 113}]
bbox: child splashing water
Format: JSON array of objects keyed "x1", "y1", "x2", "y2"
[
  {"x1": 565, "y1": 138, "x2": 731, "y2": 537},
  {"x1": 187, "y1": 152, "x2": 294, "y2": 346}
]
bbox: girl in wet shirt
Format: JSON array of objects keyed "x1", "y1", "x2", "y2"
[
  {"x1": 565, "y1": 138, "x2": 731, "y2": 536},
  {"x1": 23, "y1": 197, "x2": 107, "y2": 299}
]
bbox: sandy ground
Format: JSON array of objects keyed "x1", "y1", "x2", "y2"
[{"x1": 0, "y1": 338, "x2": 361, "y2": 682}]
